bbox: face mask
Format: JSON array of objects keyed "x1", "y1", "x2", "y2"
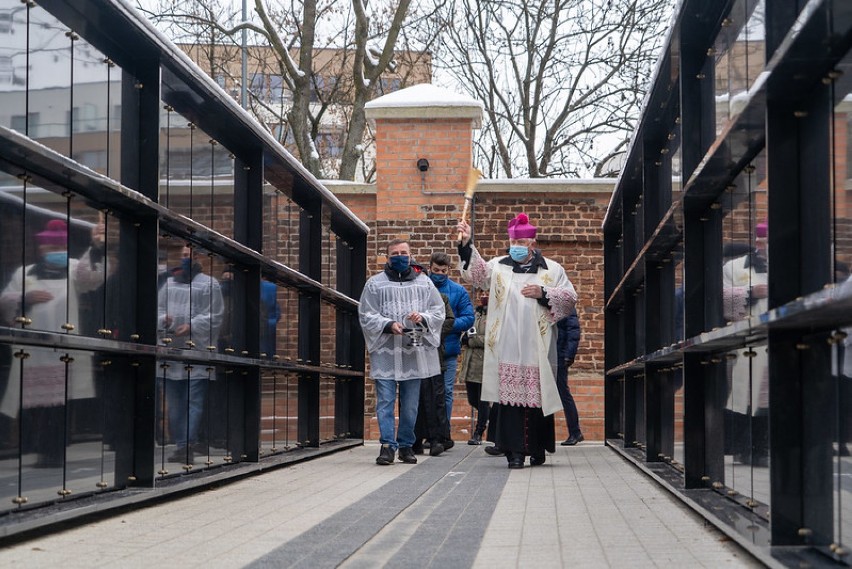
[
  {"x1": 388, "y1": 255, "x2": 410, "y2": 273},
  {"x1": 509, "y1": 245, "x2": 529, "y2": 263},
  {"x1": 429, "y1": 273, "x2": 448, "y2": 286},
  {"x1": 44, "y1": 251, "x2": 68, "y2": 268},
  {"x1": 180, "y1": 257, "x2": 193, "y2": 275}
]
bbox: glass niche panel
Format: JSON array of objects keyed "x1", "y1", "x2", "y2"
[
  {"x1": 672, "y1": 248, "x2": 685, "y2": 468},
  {"x1": 263, "y1": 187, "x2": 301, "y2": 270},
  {"x1": 711, "y1": 0, "x2": 766, "y2": 135},
  {"x1": 832, "y1": 49, "x2": 852, "y2": 292},
  {"x1": 0, "y1": 0, "x2": 26, "y2": 134},
  {"x1": 70, "y1": 36, "x2": 122, "y2": 179},
  {"x1": 320, "y1": 374, "x2": 336, "y2": 443},
  {"x1": 723, "y1": 343, "x2": 770, "y2": 507},
  {"x1": 832, "y1": 326, "x2": 852, "y2": 549},
  {"x1": 1, "y1": 346, "x2": 122, "y2": 509},
  {"x1": 259, "y1": 370, "x2": 298, "y2": 455},
  {"x1": 320, "y1": 300, "x2": 338, "y2": 368},
  {"x1": 27, "y1": 4, "x2": 72, "y2": 155},
  {"x1": 156, "y1": 237, "x2": 227, "y2": 354},
  {"x1": 158, "y1": 106, "x2": 236, "y2": 239},
  {"x1": 154, "y1": 361, "x2": 232, "y2": 476},
  {"x1": 0, "y1": 183, "x2": 119, "y2": 340},
  {"x1": 720, "y1": 150, "x2": 768, "y2": 326}
]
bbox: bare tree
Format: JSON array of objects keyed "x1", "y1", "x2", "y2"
[
  {"x1": 436, "y1": 0, "x2": 674, "y2": 178},
  {"x1": 138, "y1": 0, "x2": 443, "y2": 181}
]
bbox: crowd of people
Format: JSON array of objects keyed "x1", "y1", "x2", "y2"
[{"x1": 359, "y1": 212, "x2": 584, "y2": 468}]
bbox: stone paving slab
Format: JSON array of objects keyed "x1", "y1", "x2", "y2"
[{"x1": 0, "y1": 443, "x2": 763, "y2": 568}]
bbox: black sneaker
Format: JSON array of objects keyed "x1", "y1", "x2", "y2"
[
  {"x1": 376, "y1": 444, "x2": 395, "y2": 465},
  {"x1": 398, "y1": 447, "x2": 418, "y2": 464},
  {"x1": 468, "y1": 432, "x2": 483, "y2": 445},
  {"x1": 561, "y1": 433, "x2": 585, "y2": 446}
]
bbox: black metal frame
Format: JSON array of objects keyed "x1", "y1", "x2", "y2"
[
  {"x1": 0, "y1": 0, "x2": 368, "y2": 537},
  {"x1": 603, "y1": 0, "x2": 852, "y2": 565}
]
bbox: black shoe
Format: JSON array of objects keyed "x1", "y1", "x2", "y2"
[
  {"x1": 443, "y1": 438, "x2": 455, "y2": 450},
  {"x1": 412, "y1": 442, "x2": 425, "y2": 455},
  {"x1": 398, "y1": 447, "x2": 417, "y2": 464},
  {"x1": 484, "y1": 445, "x2": 506, "y2": 456},
  {"x1": 561, "y1": 433, "x2": 584, "y2": 446},
  {"x1": 507, "y1": 453, "x2": 524, "y2": 469},
  {"x1": 376, "y1": 444, "x2": 395, "y2": 465},
  {"x1": 468, "y1": 431, "x2": 483, "y2": 445},
  {"x1": 429, "y1": 441, "x2": 445, "y2": 456},
  {"x1": 530, "y1": 453, "x2": 546, "y2": 466}
]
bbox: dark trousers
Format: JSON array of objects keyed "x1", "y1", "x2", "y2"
[
  {"x1": 465, "y1": 381, "x2": 490, "y2": 435},
  {"x1": 414, "y1": 373, "x2": 449, "y2": 443},
  {"x1": 556, "y1": 363, "x2": 581, "y2": 435}
]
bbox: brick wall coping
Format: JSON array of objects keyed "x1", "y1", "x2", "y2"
[
  {"x1": 476, "y1": 179, "x2": 616, "y2": 194},
  {"x1": 322, "y1": 178, "x2": 617, "y2": 197},
  {"x1": 321, "y1": 180, "x2": 377, "y2": 195}
]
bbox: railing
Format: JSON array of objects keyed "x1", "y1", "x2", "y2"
[{"x1": 0, "y1": 0, "x2": 367, "y2": 531}]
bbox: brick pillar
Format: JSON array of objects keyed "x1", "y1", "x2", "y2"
[{"x1": 365, "y1": 83, "x2": 483, "y2": 265}]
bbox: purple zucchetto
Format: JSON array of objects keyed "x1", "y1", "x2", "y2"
[
  {"x1": 507, "y1": 213, "x2": 537, "y2": 239},
  {"x1": 35, "y1": 219, "x2": 68, "y2": 245},
  {"x1": 756, "y1": 221, "x2": 767, "y2": 238}
]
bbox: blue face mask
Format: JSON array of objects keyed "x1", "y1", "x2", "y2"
[
  {"x1": 430, "y1": 273, "x2": 448, "y2": 286},
  {"x1": 509, "y1": 245, "x2": 529, "y2": 263},
  {"x1": 388, "y1": 255, "x2": 410, "y2": 273},
  {"x1": 44, "y1": 251, "x2": 68, "y2": 268}
]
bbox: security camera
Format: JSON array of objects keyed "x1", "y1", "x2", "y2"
[{"x1": 417, "y1": 158, "x2": 429, "y2": 172}]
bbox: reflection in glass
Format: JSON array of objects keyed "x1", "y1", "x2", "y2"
[
  {"x1": 832, "y1": 50, "x2": 852, "y2": 550},
  {"x1": 832, "y1": 53, "x2": 852, "y2": 295},
  {"x1": 721, "y1": 152, "x2": 768, "y2": 326},
  {"x1": 155, "y1": 241, "x2": 224, "y2": 472},
  {"x1": 0, "y1": 0, "x2": 25, "y2": 134},
  {"x1": 28, "y1": 6, "x2": 71, "y2": 156},
  {"x1": 0, "y1": 192, "x2": 109, "y2": 338},
  {"x1": 320, "y1": 375, "x2": 335, "y2": 443},
  {"x1": 723, "y1": 344, "x2": 770, "y2": 506},
  {"x1": 712, "y1": 0, "x2": 766, "y2": 135},
  {"x1": 70, "y1": 36, "x2": 122, "y2": 178},
  {"x1": 833, "y1": 331, "x2": 852, "y2": 547},
  {"x1": 260, "y1": 371, "x2": 298, "y2": 454},
  {"x1": 159, "y1": 109, "x2": 235, "y2": 239},
  {"x1": 260, "y1": 277, "x2": 281, "y2": 359}
]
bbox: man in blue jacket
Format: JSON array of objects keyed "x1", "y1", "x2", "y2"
[
  {"x1": 557, "y1": 308, "x2": 583, "y2": 445},
  {"x1": 429, "y1": 252, "x2": 475, "y2": 432}
]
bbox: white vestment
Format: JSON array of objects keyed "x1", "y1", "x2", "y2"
[
  {"x1": 459, "y1": 246, "x2": 577, "y2": 416},
  {"x1": 359, "y1": 270, "x2": 445, "y2": 381}
]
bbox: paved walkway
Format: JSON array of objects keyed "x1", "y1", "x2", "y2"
[{"x1": 1, "y1": 443, "x2": 761, "y2": 568}]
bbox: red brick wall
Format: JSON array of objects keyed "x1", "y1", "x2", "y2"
[{"x1": 334, "y1": 182, "x2": 611, "y2": 442}]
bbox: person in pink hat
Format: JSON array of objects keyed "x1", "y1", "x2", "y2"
[
  {"x1": 456, "y1": 213, "x2": 577, "y2": 468},
  {"x1": 0, "y1": 217, "x2": 107, "y2": 467}
]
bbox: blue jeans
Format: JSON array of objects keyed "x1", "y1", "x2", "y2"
[
  {"x1": 443, "y1": 356, "x2": 459, "y2": 423},
  {"x1": 374, "y1": 378, "x2": 421, "y2": 450},
  {"x1": 165, "y1": 377, "x2": 208, "y2": 449}
]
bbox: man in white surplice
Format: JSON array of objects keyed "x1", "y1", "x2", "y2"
[
  {"x1": 359, "y1": 238, "x2": 445, "y2": 466},
  {"x1": 456, "y1": 213, "x2": 577, "y2": 469}
]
